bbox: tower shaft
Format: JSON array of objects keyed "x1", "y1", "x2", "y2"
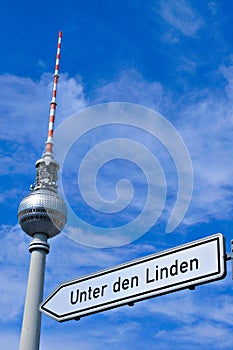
[{"x1": 19, "y1": 234, "x2": 49, "y2": 350}]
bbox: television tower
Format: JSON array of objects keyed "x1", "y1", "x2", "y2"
[{"x1": 18, "y1": 32, "x2": 67, "y2": 350}]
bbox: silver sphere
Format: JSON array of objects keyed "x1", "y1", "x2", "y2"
[{"x1": 18, "y1": 189, "x2": 67, "y2": 238}]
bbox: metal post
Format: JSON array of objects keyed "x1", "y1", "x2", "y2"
[
  {"x1": 231, "y1": 240, "x2": 233, "y2": 280},
  {"x1": 225, "y1": 239, "x2": 233, "y2": 279},
  {"x1": 19, "y1": 233, "x2": 50, "y2": 350}
]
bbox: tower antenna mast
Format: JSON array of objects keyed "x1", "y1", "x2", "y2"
[
  {"x1": 18, "y1": 32, "x2": 67, "y2": 350},
  {"x1": 45, "y1": 31, "x2": 62, "y2": 155}
]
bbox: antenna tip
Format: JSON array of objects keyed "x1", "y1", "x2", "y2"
[{"x1": 59, "y1": 31, "x2": 63, "y2": 38}]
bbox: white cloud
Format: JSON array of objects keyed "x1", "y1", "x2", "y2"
[
  {"x1": 157, "y1": 0, "x2": 204, "y2": 39},
  {"x1": 2, "y1": 61, "x2": 233, "y2": 245},
  {"x1": 0, "y1": 72, "x2": 87, "y2": 208},
  {"x1": 155, "y1": 322, "x2": 232, "y2": 348},
  {"x1": 92, "y1": 69, "x2": 170, "y2": 113},
  {"x1": 0, "y1": 225, "x2": 29, "y2": 322},
  {"x1": 176, "y1": 69, "x2": 233, "y2": 225},
  {"x1": 0, "y1": 332, "x2": 20, "y2": 349},
  {"x1": 82, "y1": 63, "x2": 233, "y2": 228},
  {"x1": 0, "y1": 72, "x2": 86, "y2": 159}
]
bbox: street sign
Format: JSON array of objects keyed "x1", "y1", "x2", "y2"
[{"x1": 40, "y1": 233, "x2": 226, "y2": 322}]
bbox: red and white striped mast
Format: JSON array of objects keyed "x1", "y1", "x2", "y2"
[
  {"x1": 18, "y1": 32, "x2": 67, "y2": 350},
  {"x1": 45, "y1": 31, "x2": 62, "y2": 156}
]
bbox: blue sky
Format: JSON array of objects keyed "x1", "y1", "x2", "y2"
[{"x1": 1, "y1": 0, "x2": 233, "y2": 349}]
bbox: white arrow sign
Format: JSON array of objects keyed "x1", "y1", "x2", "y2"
[{"x1": 40, "y1": 234, "x2": 226, "y2": 322}]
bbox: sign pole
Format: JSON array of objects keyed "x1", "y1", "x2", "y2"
[
  {"x1": 231, "y1": 240, "x2": 233, "y2": 280},
  {"x1": 226, "y1": 240, "x2": 233, "y2": 279}
]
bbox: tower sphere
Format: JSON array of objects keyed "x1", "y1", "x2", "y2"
[{"x1": 18, "y1": 189, "x2": 67, "y2": 238}]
